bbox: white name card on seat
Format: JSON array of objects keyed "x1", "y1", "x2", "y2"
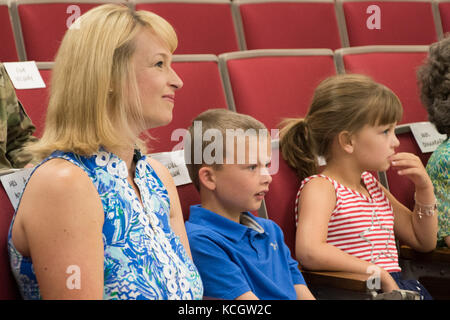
[
  {"x1": 410, "y1": 122, "x2": 448, "y2": 153},
  {"x1": 3, "y1": 61, "x2": 46, "y2": 90},
  {"x1": 0, "y1": 168, "x2": 33, "y2": 211},
  {"x1": 150, "y1": 149, "x2": 192, "y2": 187}
]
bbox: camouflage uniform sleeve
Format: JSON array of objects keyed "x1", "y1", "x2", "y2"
[{"x1": 0, "y1": 63, "x2": 38, "y2": 170}]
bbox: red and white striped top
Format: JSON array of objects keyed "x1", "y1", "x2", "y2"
[{"x1": 296, "y1": 172, "x2": 401, "y2": 273}]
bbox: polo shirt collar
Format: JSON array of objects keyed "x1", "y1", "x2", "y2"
[{"x1": 188, "y1": 205, "x2": 266, "y2": 242}]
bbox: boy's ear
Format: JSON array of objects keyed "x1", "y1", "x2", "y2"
[
  {"x1": 198, "y1": 166, "x2": 216, "y2": 191},
  {"x1": 338, "y1": 130, "x2": 354, "y2": 154}
]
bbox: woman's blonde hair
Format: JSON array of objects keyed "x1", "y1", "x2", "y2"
[
  {"x1": 279, "y1": 74, "x2": 403, "y2": 181},
  {"x1": 28, "y1": 4, "x2": 178, "y2": 160}
]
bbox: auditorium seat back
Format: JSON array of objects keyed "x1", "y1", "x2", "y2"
[
  {"x1": 337, "y1": 0, "x2": 438, "y2": 47},
  {"x1": 234, "y1": 0, "x2": 343, "y2": 50},
  {"x1": 219, "y1": 49, "x2": 337, "y2": 131},
  {"x1": 262, "y1": 139, "x2": 300, "y2": 254},
  {"x1": 0, "y1": 1, "x2": 20, "y2": 62},
  {"x1": 0, "y1": 181, "x2": 21, "y2": 299},
  {"x1": 135, "y1": 0, "x2": 241, "y2": 55},
  {"x1": 13, "y1": 0, "x2": 125, "y2": 61},
  {"x1": 335, "y1": 45, "x2": 430, "y2": 124},
  {"x1": 436, "y1": 0, "x2": 450, "y2": 35},
  {"x1": 176, "y1": 183, "x2": 200, "y2": 222}
]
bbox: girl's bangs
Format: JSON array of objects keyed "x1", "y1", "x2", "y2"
[{"x1": 367, "y1": 87, "x2": 403, "y2": 126}]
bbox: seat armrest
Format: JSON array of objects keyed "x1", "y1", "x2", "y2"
[
  {"x1": 400, "y1": 245, "x2": 450, "y2": 263},
  {"x1": 300, "y1": 269, "x2": 371, "y2": 292}
]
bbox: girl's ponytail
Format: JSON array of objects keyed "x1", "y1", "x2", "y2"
[{"x1": 279, "y1": 118, "x2": 318, "y2": 181}]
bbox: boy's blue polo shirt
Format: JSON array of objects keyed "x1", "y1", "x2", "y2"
[{"x1": 185, "y1": 205, "x2": 306, "y2": 300}]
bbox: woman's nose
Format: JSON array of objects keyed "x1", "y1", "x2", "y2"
[{"x1": 170, "y1": 68, "x2": 183, "y2": 90}]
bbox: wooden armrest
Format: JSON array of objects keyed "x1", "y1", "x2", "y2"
[
  {"x1": 300, "y1": 269, "x2": 371, "y2": 292},
  {"x1": 400, "y1": 245, "x2": 450, "y2": 263}
]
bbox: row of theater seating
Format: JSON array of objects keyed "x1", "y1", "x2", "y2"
[
  {"x1": 12, "y1": 46, "x2": 434, "y2": 224},
  {"x1": 1, "y1": 0, "x2": 450, "y2": 62},
  {"x1": 2, "y1": 48, "x2": 449, "y2": 298}
]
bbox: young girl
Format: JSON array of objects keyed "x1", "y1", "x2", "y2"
[{"x1": 279, "y1": 74, "x2": 438, "y2": 299}]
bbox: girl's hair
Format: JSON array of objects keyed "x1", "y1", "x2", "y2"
[
  {"x1": 279, "y1": 73, "x2": 403, "y2": 181},
  {"x1": 27, "y1": 4, "x2": 178, "y2": 160},
  {"x1": 417, "y1": 36, "x2": 450, "y2": 136}
]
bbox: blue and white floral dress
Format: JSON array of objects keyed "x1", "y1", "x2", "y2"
[{"x1": 8, "y1": 150, "x2": 203, "y2": 300}]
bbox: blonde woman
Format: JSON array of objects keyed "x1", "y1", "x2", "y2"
[
  {"x1": 279, "y1": 74, "x2": 437, "y2": 299},
  {"x1": 8, "y1": 4, "x2": 203, "y2": 300}
]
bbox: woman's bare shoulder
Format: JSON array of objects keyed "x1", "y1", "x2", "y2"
[
  {"x1": 13, "y1": 158, "x2": 104, "y2": 257},
  {"x1": 18, "y1": 158, "x2": 103, "y2": 222},
  {"x1": 29, "y1": 158, "x2": 94, "y2": 192}
]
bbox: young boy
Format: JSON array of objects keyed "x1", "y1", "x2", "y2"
[{"x1": 184, "y1": 109, "x2": 314, "y2": 300}]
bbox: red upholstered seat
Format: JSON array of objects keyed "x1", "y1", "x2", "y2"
[
  {"x1": 176, "y1": 183, "x2": 200, "y2": 222},
  {"x1": 335, "y1": 46, "x2": 429, "y2": 124},
  {"x1": 235, "y1": 0, "x2": 342, "y2": 50},
  {"x1": 219, "y1": 49, "x2": 337, "y2": 131},
  {"x1": 0, "y1": 183, "x2": 21, "y2": 299},
  {"x1": 337, "y1": 0, "x2": 438, "y2": 46},
  {"x1": 15, "y1": 1, "x2": 106, "y2": 61},
  {"x1": 135, "y1": 1, "x2": 240, "y2": 55},
  {"x1": 437, "y1": 0, "x2": 450, "y2": 35},
  {"x1": 0, "y1": 1, "x2": 19, "y2": 62},
  {"x1": 262, "y1": 140, "x2": 300, "y2": 254}
]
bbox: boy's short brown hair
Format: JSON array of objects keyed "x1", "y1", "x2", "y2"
[{"x1": 184, "y1": 109, "x2": 267, "y2": 190}]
